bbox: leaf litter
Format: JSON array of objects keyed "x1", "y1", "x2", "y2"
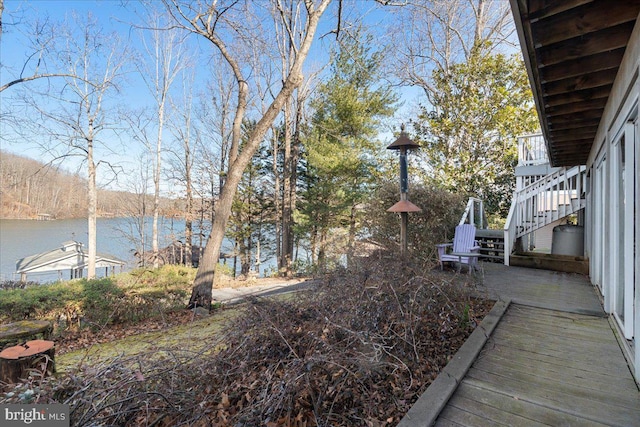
[{"x1": 1, "y1": 256, "x2": 493, "y2": 426}]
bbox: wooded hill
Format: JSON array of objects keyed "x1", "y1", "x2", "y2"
[{"x1": 0, "y1": 151, "x2": 184, "y2": 219}]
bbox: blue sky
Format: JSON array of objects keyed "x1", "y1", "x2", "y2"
[{"x1": 0, "y1": 1, "x2": 431, "y2": 191}]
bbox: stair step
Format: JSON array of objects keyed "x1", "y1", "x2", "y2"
[
  {"x1": 479, "y1": 254, "x2": 504, "y2": 261},
  {"x1": 473, "y1": 229, "x2": 505, "y2": 263}
]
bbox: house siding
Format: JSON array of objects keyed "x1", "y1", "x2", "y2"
[{"x1": 587, "y1": 15, "x2": 640, "y2": 382}]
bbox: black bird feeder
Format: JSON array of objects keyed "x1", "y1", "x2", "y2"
[{"x1": 387, "y1": 125, "x2": 421, "y2": 256}]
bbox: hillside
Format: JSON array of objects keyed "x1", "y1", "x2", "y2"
[{"x1": 0, "y1": 150, "x2": 185, "y2": 219}]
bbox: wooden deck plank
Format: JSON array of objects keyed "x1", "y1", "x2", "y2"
[
  {"x1": 453, "y1": 382, "x2": 610, "y2": 427},
  {"x1": 478, "y1": 263, "x2": 604, "y2": 314},
  {"x1": 433, "y1": 418, "x2": 464, "y2": 427},
  {"x1": 446, "y1": 393, "x2": 547, "y2": 427},
  {"x1": 483, "y1": 341, "x2": 632, "y2": 377},
  {"x1": 489, "y1": 325, "x2": 623, "y2": 353},
  {"x1": 493, "y1": 316, "x2": 616, "y2": 342},
  {"x1": 485, "y1": 336, "x2": 631, "y2": 377},
  {"x1": 471, "y1": 358, "x2": 640, "y2": 408},
  {"x1": 473, "y1": 351, "x2": 639, "y2": 396},
  {"x1": 487, "y1": 332, "x2": 630, "y2": 370},
  {"x1": 505, "y1": 305, "x2": 611, "y2": 326},
  {"x1": 465, "y1": 367, "x2": 640, "y2": 426},
  {"x1": 437, "y1": 405, "x2": 508, "y2": 427},
  {"x1": 505, "y1": 306, "x2": 611, "y2": 330},
  {"x1": 498, "y1": 317, "x2": 617, "y2": 343}
]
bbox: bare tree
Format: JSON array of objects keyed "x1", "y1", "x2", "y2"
[
  {"x1": 164, "y1": 0, "x2": 331, "y2": 308},
  {"x1": 15, "y1": 13, "x2": 129, "y2": 279},
  {"x1": 167, "y1": 68, "x2": 197, "y2": 267},
  {"x1": 391, "y1": 0, "x2": 513, "y2": 100},
  {"x1": 0, "y1": 0, "x2": 5, "y2": 40},
  {"x1": 135, "y1": 12, "x2": 188, "y2": 269},
  {"x1": 0, "y1": 3, "x2": 90, "y2": 93}
]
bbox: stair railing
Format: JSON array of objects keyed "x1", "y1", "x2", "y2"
[
  {"x1": 503, "y1": 165, "x2": 586, "y2": 265},
  {"x1": 518, "y1": 133, "x2": 548, "y2": 166},
  {"x1": 459, "y1": 197, "x2": 488, "y2": 229},
  {"x1": 503, "y1": 199, "x2": 517, "y2": 266}
]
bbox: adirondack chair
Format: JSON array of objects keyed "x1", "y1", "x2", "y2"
[{"x1": 436, "y1": 224, "x2": 481, "y2": 271}]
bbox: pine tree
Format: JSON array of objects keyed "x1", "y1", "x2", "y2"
[{"x1": 300, "y1": 30, "x2": 397, "y2": 269}]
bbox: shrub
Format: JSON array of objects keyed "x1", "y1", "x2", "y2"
[
  {"x1": 0, "y1": 266, "x2": 194, "y2": 330},
  {"x1": 0, "y1": 281, "x2": 39, "y2": 290},
  {"x1": 364, "y1": 181, "x2": 467, "y2": 263}
]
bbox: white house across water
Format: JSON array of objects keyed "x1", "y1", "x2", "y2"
[{"x1": 15, "y1": 241, "x2": 125, "y2": 282}]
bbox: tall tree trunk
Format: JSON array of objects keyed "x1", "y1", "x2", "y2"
[
  {"x1": 184, "y1": 151, "x2": 193, "y2": 266},
  {"x1": 186, "y1": 0, "x2": 331, "y2": 309},
  {"x1": 272, "y1": 128, "x2": 282, "y2": 267},
  {"x1": 87, "y1": 129, "x2": 97, "y2": 280},
  {"x1": 288, "y1": 98, "x2": 303, "y2": 268},
  {"x1": 152, "y1": 106, "x2": 164, "y2": 269},
  {"x1": 347, "y1": 203, "x2": 357, "y2": 267},
  {"x1": 280, "y1": 100, "x2": 293, "y2": 275},
  {"x1": 474, "y1": 0, "x2": 487, "y2": 46},
  {"x1": 318, "y1": 228, "x2": 327, "y2": 272}
]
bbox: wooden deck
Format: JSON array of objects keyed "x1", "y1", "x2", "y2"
[
  {"x1": 477, "y1": 262, "x2": 604, "y2": 315},
  {"x1": 434, "y1": 263, "x2": 640, "y2": 427}
]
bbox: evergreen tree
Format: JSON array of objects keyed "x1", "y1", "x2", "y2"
[
  {"x1": 228, "y1": 121, "x2": 275, "y2": 276},
  {"x1": 413, "y1": 46, "x2": 538, "y2": 216},
  {"x1": 300, "y1": 30, "x2": 397, "y2": 269}
]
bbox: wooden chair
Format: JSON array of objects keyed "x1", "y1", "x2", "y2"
[{"x1": 436, "y1": 224, "x2": 481, "y2": 271}]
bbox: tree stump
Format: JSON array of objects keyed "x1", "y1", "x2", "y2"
[
  {"x1": 0, "y1": 320, "x2": 52, "y2": 348},
  {"x1": 0, "y1": 340, "x2": 55, "y2": 385}
]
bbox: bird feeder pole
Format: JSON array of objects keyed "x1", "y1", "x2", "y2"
[{"x1": 387, "y1": 125, "x2": 421, "y2": 256}]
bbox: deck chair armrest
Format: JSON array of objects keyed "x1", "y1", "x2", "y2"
[
  {"x1": 435, "y1": 243, "x2": 453, "y2": 248},
  {"x1": 470, "y1": 245, "x2": 481, "y2": 252}
]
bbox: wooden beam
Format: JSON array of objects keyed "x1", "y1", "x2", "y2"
[
  {"x1": 547, "y1": 126, "x2": 600, "y2": 141},
  {"x1": 541, "y1": 49, "x2": 624, "y2": 83},
  {"x1": 538, "y1": 21, "x2": 635, "y2": 66},
  {"x1": 528, "y1": 0, "x2": 594, "y2": 21},
  {"x1": 548, "y1": 118, "x2": 601, "y2": 131},
  {"x1": 546, "y1": 98, "x2": 607, "y2": 115},
  {"x1": 545, "y1": 85, "x2": 612, "y2": 107},
  {"x1": 547, "y1": 108, "x2": 605, "y2": 124},
  {"x1": 549, "y1": 138, "x2": 594, "y2": 149},
  {"x1": 543, "y1": 69, "x2": 616, "y2": 96},
  {"x1": 533, "y1": 2, "x2": 640, "y2": 46}
]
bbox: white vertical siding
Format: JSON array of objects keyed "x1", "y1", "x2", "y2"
[{"x1": 586, "y1": 15, "x2": 640, "y2": 383}]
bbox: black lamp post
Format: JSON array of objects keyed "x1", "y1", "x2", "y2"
[{"x1": 387, "y1": 125, "x2": 421, "y2": 256}]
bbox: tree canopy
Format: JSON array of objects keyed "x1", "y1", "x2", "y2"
[
  {"x1": 413, "y1": 47, "x2": 538, "y2": 216},
  {"x1": 300, "y1": 30, "x2": 397, "y2": 268}
]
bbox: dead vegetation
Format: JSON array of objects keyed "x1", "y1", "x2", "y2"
[{"x1": 1, "y1": 257, "x2": 492, "y2": 426}]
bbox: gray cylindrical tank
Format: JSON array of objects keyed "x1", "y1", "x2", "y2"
[{"x1": 551, "y1": 224, "x2": 584, "y2": 256}]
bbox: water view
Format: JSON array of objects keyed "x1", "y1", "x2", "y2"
[{"x1": 0, "y1": 217, "x2": 222, "y2": 283}]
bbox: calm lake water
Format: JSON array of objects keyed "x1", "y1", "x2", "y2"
[{"x1": 0, "y1": 217, "x2": 238, "y2": 283}]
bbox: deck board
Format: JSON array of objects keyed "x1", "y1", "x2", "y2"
[
  {"x1": 430, "y1": 264, "x2": 640, "y2": 427},
  {"x1": 439, "y1": 382, "x2": 611, "y2": 427},
  {"x1": 472, "y1": 353, "x2": 637, "y2": 398},
  {"x1": 477, "y1": 263, "x2": 604, "y2": 314}
]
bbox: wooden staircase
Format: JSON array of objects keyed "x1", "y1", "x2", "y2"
[
  {"x1": 504, "y1": 165, "x2": 587, "y2": 265},
  {"x1": 459, "y1": 197, "x2": 505, "y2": 263},
  {"x1": 475, "y1": 229, "x2": 505, "y2": 263}
]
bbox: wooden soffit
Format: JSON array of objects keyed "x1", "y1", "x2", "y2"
[{"x1": 510, "y1": 0, "x2": 640, "y2": 166}]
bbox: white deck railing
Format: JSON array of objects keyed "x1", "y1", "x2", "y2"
[
  {"x1": 503, "y1": 165, "x2": 586, "y2": 264},
  {"x1": 459, "y1": 197, "x2": 488, "y2": 229},
  {"x1": 517, "y1": 133, "x2": 548, "y2": 166}
]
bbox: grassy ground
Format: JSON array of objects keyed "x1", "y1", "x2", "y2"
[{"x1": 56, "y1": 308, "x2": 238, "y2": 372}]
